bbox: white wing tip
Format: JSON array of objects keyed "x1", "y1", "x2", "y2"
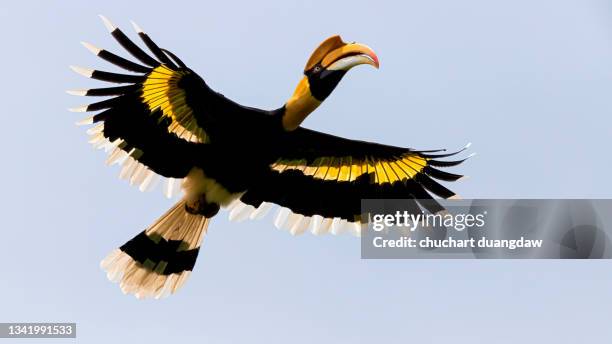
[
  {"x1": 68, "y1": 105, "x2": 88, "y2": 113},
  {"x1": 98, "y1": 15, "x2": 117, "y2": 32},
  {"x1": 464, "y1": 142, "x2": 472, "y2": 149},
  {"x1": 130, "y1": 20, "x2": 144, "y2": 33},
  {"x1": 69, "y1": 65, "x2": 93, "y2": 78},
  {"x1": 76, "y1": 116, "x2": 94, "y2": 126},
  {"x1": 466, "y1": 152, "x2": 477, "y2": 159},
  {"x1": 66, "y1": 89, "x2": 87, "y2": 96},
  {"x1": 80, "y1": 41, "x2": 102, "y2": 55}
]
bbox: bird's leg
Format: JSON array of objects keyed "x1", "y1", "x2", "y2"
[{"x1": 185, "y1": 193, "x2": 220, "y2": 217}]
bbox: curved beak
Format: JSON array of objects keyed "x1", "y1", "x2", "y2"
[{"x1": 321, "y1": 42, "x2": 380, "y2": 70}]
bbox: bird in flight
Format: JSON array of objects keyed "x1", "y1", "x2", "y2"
[{"x1": 69, "y1": 16, "x2": 471, "y2": 299}]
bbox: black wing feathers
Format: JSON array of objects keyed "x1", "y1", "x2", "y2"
[
  {"x1": 90, "y1": 70, "x2": 145, "y2": 84},
  {"x1": 95, "y1": 47, "x2": 150, "y2": 73},
  {"x1": 72, "y1": 18, "x2": 209, "y2": 180},
  {"x1": 107, "y1": 24, "x2": 160, "y2": 67},
  {"x1": 100, "y1": 98, "x2": 199, "y2": 177},
  {"x1": 281, "y1": 127, "x2": 407, "y2": 162},
  {"x1": 83, "y1": 85, "x2": 140, "y2": 97}
]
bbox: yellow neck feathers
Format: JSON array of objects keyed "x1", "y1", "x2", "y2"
[{"x1": 282, "y1": 77, "x2": 321, "y2": 131}]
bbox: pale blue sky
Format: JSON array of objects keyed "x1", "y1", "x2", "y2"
[{"x1": 1, "y1": 0, "x2": 612, "y2": 343}]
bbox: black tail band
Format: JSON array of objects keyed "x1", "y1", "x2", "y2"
[{"x1": 120, "y1": 231, "x2": 199, "y2": 275}]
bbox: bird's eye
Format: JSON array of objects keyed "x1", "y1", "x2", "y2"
[{"x1": 313, "y1": 66, "x2": 322, "y2": 73}]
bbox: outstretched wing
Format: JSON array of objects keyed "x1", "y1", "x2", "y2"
[
  {"x1": 273, "y1": 127, "x2": 469, "y2": 188},
  {"x1": 69, "y1": 17, "x2": 233, "y2": 197},
  {"x1": 231, "y1": 128, "x2": 471, "y2": 236}
]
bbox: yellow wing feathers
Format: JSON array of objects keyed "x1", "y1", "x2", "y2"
[
  {"x1": 271, "y1": 154, "x2": 428, "y2": 184},
  {"x1": 141, "y1": 65, "x2": 208, "y2": 143}
]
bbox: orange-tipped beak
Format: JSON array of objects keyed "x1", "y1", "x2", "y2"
[
  {"x1": 304, "y1": 35, "x2": 379, "y2": 72},
  {"x1": 321, "y1": 42, "x2": 379, "y2": 70}
]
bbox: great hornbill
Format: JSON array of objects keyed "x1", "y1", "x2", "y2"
[{"x1": 69, "y1": 16, "x2": 471, "y2": 299}]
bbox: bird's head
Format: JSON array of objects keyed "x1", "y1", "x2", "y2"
[{"x1": 283, "y1": 35, "x2": 379, "y2": 131}]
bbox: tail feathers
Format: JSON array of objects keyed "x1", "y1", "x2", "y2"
[{"x1": 101, "y1": 199, "x2": 209, "y2": 299}]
